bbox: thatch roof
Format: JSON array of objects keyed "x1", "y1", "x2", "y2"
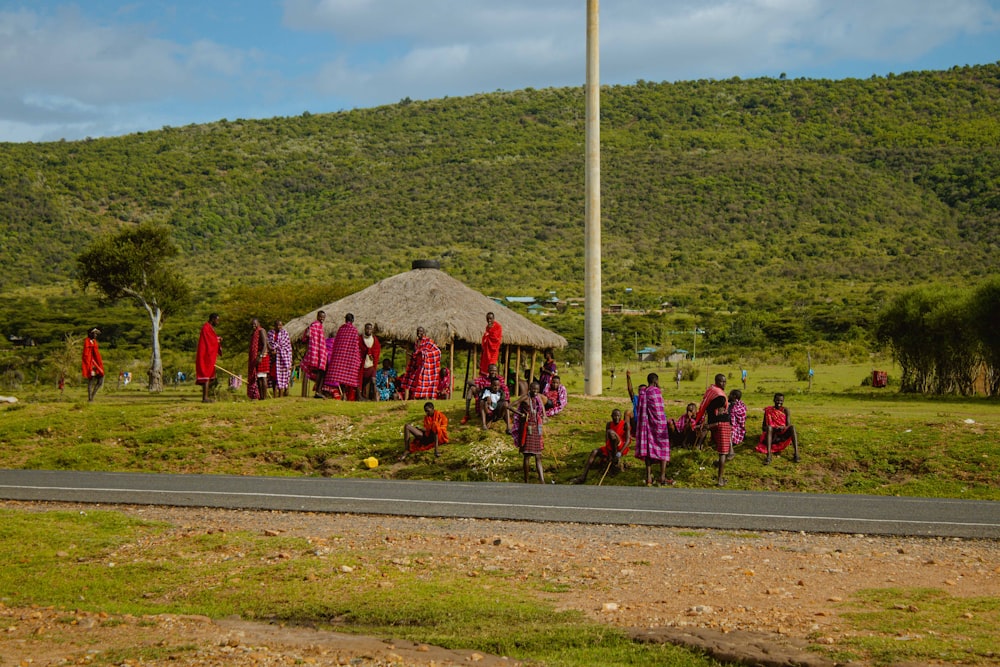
[{"x1": 284, "y1": 266, "x2": 567, "y2": 350}]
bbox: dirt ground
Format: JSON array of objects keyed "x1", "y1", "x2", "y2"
[{"x1": 2, "y1": 501, "x2": 998, "y2": 666}]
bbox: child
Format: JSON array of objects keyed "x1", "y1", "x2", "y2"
[
  {"x1": 573, "y1": 408, "x2": 631, "y2": 484},
  {"x1": 401, "y1": 402, "x2": 449, "y2": 460},
  {"x1": 511, "y1": 381, "x2": 546, "y2": 483}
]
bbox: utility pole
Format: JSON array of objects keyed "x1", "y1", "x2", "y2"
[{"x1": 584, "y1": 0, "x2": 602, "y2": 395}]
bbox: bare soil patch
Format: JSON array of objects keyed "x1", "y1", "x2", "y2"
[{"x1": 2, "y1": 501, "x2": 998, "y2": 666}]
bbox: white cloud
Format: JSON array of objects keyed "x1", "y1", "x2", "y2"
[{"x1": 1, "y1": 0, "x2": 998, "y2": 141}]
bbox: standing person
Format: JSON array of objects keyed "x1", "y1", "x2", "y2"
[
  {"x1": 247, "y1": 318, "x2": 269, "y2": 400},
  {"x1": 82, "y1": 327, "x2": 105, "y2": 402},
  {"x1": 634, "y1": 372, "x2": 671, "y2": 486},
  {"x1": 755, "y1": 393, "x2": 801, "y2": 464},
  {"x1": 195, "y1": 314, "x2": 221, "y2": 403},
  {"x1": 401, "y1": 401, "x2": 449, "y2": 460},
  {"x1": 479, "y1": 311, "x2": 503, "y2": 376},
  {"x1": 267, "y1": 320, "x2": 292, "y2": 397},
  {"x1": 327, "y1": 313, "x2": 362, "y2": 400},
  {"x1": 359, "y1": 322, "x2": 381, "y2": 401},
  {"x1": 696, "y1": 373, "x2": 732, "y2": 486},
  {"x1": 401, "y1": 327, "x2": 440, "y2": 400},
  {"x1": 539, "y1": 350, "x2": 558, "y2": 393},
  {"x1": 728, "y1": 389, "x2": 747, "y2": 460},
  {"x1": 300, "y1": 311, "x2": 328, "y2": 398},
  {"x1": 511, "y1": 381, "x2": 546, "y2": 483},
  {"x1": 741, "y1": 368, "x2": 748, "y2": 391},
  {"x1": 675, "y1": 367, "x2": 683, "y2": 390}
]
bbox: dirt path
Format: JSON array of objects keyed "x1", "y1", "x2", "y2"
[{"x1": 2, "y1": 501, "x2": 998, "y2": 666}]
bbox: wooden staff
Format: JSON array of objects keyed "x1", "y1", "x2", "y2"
[{"x1": 214, "y1": 364, "x2": 245, "y2": 383}]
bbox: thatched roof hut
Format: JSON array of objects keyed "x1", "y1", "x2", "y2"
[{"x1": 285, "y1": 261, "x2": 567, "y2": 351}]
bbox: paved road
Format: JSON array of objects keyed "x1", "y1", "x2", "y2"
[{"x1": 1, "y1": 469, "x2": 997, "y2": 539}]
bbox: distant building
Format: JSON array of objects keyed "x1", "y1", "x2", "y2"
[{"x1": 637, "y1": 346, "x2": 658, "y2": 362}]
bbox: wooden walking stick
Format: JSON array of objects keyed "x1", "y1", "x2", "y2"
[{"x1": 214, "y1": 364, "x2": 246, "y2": 383}]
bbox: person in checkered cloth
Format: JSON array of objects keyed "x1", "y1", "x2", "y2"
[{"x1": 401, "y1": 327, "x2": 440, "y2": 400}]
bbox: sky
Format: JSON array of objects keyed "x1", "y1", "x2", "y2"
[{"x1": 1, "y1": 0, "x2": 998, "y2": 143}]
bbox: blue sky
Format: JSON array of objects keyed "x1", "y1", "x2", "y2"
[{"x1": 1, "y1": 0, "x2": 998, "y2": 143}]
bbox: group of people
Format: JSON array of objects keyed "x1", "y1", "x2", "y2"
[
  {"x1": 93, "y1": 310, "x2": 800, "y2": 490},
  {"x1": 300, "y1": 311, "x2": 448, "y2": 403},
  {"x1": 574, "y1": 370, "x2": 800, "y2": 487},
  {"x1": 194, "y1": 314, "x2": 295, "y2": 403},
  {"x1": 401, "y1": 312, "x2": 561, "y2": 483}
]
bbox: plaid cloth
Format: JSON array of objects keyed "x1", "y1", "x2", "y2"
[
  {"x1": 300, "y1": 320, "x2": 328, "y2": 379},
  {"x1": 711, "y1": 422, "x2": 733, "y2": 455},
  {"x1": 327, "y1": 322, "x2": 361, "y2": 388},
  {"x1": 634, "y1": 385, "x2": 670, "y2": 462},
  {"x1": 729, "y1": 399, "x2": 747, "y2": 446},
  {"x1": 268, "y1": 328, "x2": 292, "y2": 390},
  {"x1": 474, "y1": 373, "x2": 509, "y2": 398},
  {"x1": 544, "y1": 384, "x2": 567, "y2": 417},
  {"x1": 512, "y1": 394, "x2": 545, "y2": 454},
  {"x1": 402, "y1": 336, "x2": 441, "y2": 399},
  {"x1": 247, "y1": 324, "x2": 266, "y2": 400}
]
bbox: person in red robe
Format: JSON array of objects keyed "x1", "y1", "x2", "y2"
[
  {"x1": 195, "y1": 314, "x2": 221, "y2": 403},
  {"x1": 327, "y1": 313, "x2": 362, "y2": 400},
  {"x1": 401, "y1": 327, "x2": 441, "y2": 400},
  {"x1": 755, "y1": 393, "x2": 801, "y2": 464},
  {"x1": 82, "y1": 327, "x2": 105, "y2": 402},
  {"x1": 247, "y1": 318, "x2": 269, "y2": 400},
  {"x1": 359, "y1": 322, "x2": 381, "y2": 401},
  {"x1": 479, "y1": 311, "x2": 503, "y2": 376}
]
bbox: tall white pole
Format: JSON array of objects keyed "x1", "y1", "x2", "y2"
[{"x1": 584, "y1": 0, "x2": 602, "y2": 395}]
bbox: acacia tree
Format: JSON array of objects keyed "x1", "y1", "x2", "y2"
[{"x1": 77, "y1": 224, "x2": 190, "y2": 392}]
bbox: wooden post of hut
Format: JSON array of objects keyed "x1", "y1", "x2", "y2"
[{"x1": 449, "y1": 341, "x2": 455, "y2": 398}]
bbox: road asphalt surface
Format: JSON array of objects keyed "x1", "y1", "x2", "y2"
[{"x1": 0, "y1": 469, "x2": 996, "y2": 539}]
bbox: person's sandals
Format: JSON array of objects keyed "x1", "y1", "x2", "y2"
[{"x1": 717, "y1": 478, "x2": 728, "y2": 487}]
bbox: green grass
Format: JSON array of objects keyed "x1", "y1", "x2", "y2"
[
  {"x1": 2, "y1": 361, "x2": 997, "y2": 499},
  {"x1": 835, "y1": 588, "x2": 1000, "y2": 665},
  {"x1": 0, "y1": 509, "x2": 720, "y2": 666},
  {"x1": 1, "y1": 363, "x2": 996, "y2": 664}
]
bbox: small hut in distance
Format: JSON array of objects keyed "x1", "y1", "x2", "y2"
[{"x1": 284, "y1": 260, "x2": 567, "y2": 395}]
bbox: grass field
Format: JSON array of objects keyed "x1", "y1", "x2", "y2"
[
  {"x1": 2, "y1": 361, "x2": 997, "y2": 499},
  {"x1": 1, "y1": 361, "x2": 997, "y2": 666}
]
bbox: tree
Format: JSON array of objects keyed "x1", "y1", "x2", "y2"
[{"x1": 77, "y1": 224, "x2": 190, "y2": 392}]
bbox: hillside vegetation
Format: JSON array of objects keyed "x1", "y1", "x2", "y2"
[{"x1": 0, "y1": 64, "x2": 998, "y2": 362}]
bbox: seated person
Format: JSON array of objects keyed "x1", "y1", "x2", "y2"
[
  {"x1": 667, "y1": 402, "x2": 699, "y2": 448},
  {"x1": 463, "y1": 363, "x2": 508, "y2": 423},
  {"x1": 478, "y1": 376, "x2": 511, "y2": 433},
  {"x1": 755, "y1": 392, "x2": 800, "y2": 464},
  {"x1": 436, "y1": 366, "x2": 452, "y2": 400},
  {"x1": 543, "y1": 374, "x2": 568, "y2": 417},
  {"x1": 375, "y1": 359, "x2": 400, "y2": 401},
  {"x1": 401, "y1": 401, "x2": 449, "y2": 460},
  {"x1": 573, "y1": 408, "x2": 631, "y2": 484}
]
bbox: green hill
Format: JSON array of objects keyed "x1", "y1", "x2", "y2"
[{"x1": 1, "y1": 64, "x2": 998, "y2": 351}]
